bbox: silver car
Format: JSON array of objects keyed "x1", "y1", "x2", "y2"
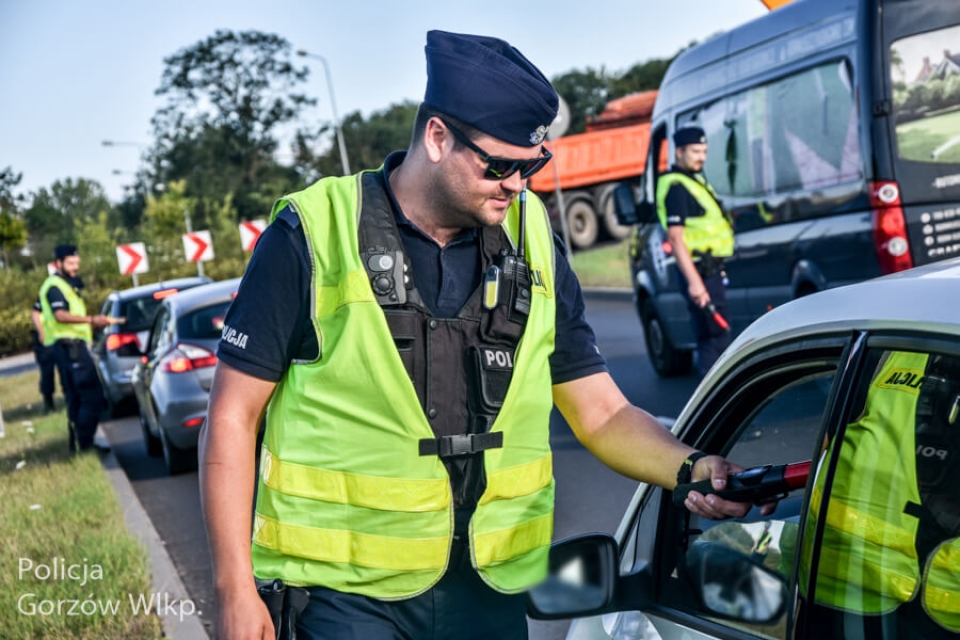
[
  {"x1": 93, "y1": 276, "x2": 211, "y2": 416},
  {"x1": 528, "y1": 257, "x2": 960, "y2": 640},
  {"x1": 131, "y1": 278, "x2": 240, "y2": 475}
]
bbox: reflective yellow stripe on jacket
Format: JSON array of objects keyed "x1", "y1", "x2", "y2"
[{"x1": 923, "y1": 538, "x2": 960, "y2": 632}]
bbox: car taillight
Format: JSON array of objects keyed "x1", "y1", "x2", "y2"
[
  {"x1": 870, "y1": 181, "x2": 913, "y2": 274},
  {"x1": 182, "y1": 417, "x2": 205, "y2": 428},
  {"x1": 160, "y1": 344, "x2": 218, "y2": 373},
  {"x1": 106, "y1": 332, "x2": 140, "y2": 356}
]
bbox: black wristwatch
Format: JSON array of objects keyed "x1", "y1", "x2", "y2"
[{"x1": 676, "y1": 451, "x2": 709, "y2": 486}]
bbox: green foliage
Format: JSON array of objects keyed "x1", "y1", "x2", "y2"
[
  {"x1": 299, "y1": 101, "x2": 419, "y2": 178},
  {"x1": 0, "y1": 210, "x2": 27, "y2": 269},
  {"x1": 550, "y1": 53, "x2": 677, "y2": 135},
  {"x1": 0, "y1": 167, "x2": 28, "y2": 270},
  {"x1": 24, "y1": 178, "x2": 112, "y2": 268},
  {"x1": 149, "y1": 29, "x2": 314, "y2": 221},
  {"x1": 550, "y1": 68, "x2": 611, "y2": 135}
]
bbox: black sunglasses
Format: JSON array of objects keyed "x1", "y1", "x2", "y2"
[{"x1": 441, "y1": 119, "x2": 552, "y2": 181}]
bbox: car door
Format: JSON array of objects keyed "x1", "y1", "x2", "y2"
[
  {"x1": 577, "y1": 335, "x2": 849, "y2": 640},
  {"x1": 138, "y1": 305, "x2": 174, "y2": 433}
]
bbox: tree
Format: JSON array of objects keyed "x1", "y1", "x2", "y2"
[
  {"x1": 24, "y1": 178, "x2": 111, "y2": 266},
  {"x1": 296, "y1": 101, "x2": 419, "y2": 180},
  {"x1": 149, "y1": 30, "x2": 315, "y2": 221},
  {"x1": 0, "y1": 167, "x2": 27, "y2": 268},
  {"x1": 551, "y1": 68, "x2": 611, "y2": 135}
]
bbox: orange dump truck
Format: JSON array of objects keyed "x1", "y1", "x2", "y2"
[{"x1": 530, "y1": 90, "x2": 657, "y2": 249}]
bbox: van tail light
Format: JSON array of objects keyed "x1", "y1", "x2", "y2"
[
  {"x1": 160, "y1": 344, "x2": 218, "y2": 373},
  {"x1": 870, "y1": 181, "x2": 913, "y2": 274},
  {"x1": 182, "y1": 417, "x2": 205, "y2": 428},
  {"x1": 106, "y1": 332, "x2": 141, "y2": 356}
]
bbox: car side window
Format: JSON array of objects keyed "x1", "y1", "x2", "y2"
[
  {"x1": 799, "y1": 349, "x2": 960, "y2": 639},
  {"x1": 660, "y1": 368, "x2": 837, "y2": 639},
  {"x1": 147, "y1": 307, "x2": 171, "y2": 358}
]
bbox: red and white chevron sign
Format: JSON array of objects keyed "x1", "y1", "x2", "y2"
[
  {"x1": 182, "y1": 231, "x2": 214, "y2": 263},
  {"x1": 239, "y1": 219, "x2": 267, "y2": 252},
  {"x1": 116, "y1": 242, "x2": 149, "y2": 275}
]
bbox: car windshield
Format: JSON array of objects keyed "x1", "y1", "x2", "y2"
[{"x1": 177, "y1": 301, "x2": 232, "y2": 340}]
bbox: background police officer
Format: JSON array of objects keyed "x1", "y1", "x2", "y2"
[
  {"x1": 38, "y1": 245, "x2": 110, "y2": 452},
  {"x1": 657, "y1": 126, "x2": 735, "y2": 378},
  {"x1": 200, "y1": 31, "x2": 756, "y2": 640},
  {"x1": 30, "y1": 298, "x2": 59, "y2": 413}
]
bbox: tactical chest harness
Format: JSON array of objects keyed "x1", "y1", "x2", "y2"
[{"x1": 357, "y1": 171, "x2": 535, "y2": 505}]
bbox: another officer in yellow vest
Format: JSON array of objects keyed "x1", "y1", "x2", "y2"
[
  {"x1": 656, "y1": 127, "x2": 735, "y2": 378},
  {"x1": 800, "y1": 351, "x2": 960, "y2": 637},
  {"x1": 38, "y1": 245, "x2": 110, "y2": 452},
  {"x1": 200, "y1": 31, "x2": 757, "y2": 640}
]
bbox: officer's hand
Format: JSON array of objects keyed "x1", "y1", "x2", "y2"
[
  {"x1": 681, "y1": 455, "x2": 777, "y2": 519},
  {"x1": 216, "y1": 586, "x2": 275, "y2": 640},
  {"x1": 688, "y1": 284, "x2": 710, "y2": 308},
  {"x1": 90, "y1": 314, "x2": 111, "y2": 329}
]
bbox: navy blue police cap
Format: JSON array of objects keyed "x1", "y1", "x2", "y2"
[
  {"x1": 423, "y1": 30, "x2": 559, "y2": 147},
  {"x1": 673, "y1": 126, "x2": 707, "y2": 148},
  {"x1": 55, "y1": 244, "x2": 78, "y2": 260}
]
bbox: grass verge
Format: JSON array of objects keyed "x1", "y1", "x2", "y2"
[
  {"x1": 0, "y1": 371, "x2": 163, "y2": 640},
  {"x1": 569, "y1": 239, "x2": 632, "y2": 288}
]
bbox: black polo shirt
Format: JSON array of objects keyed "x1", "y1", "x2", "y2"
[{"x1": 218, "y1": 152, "x2": 607, "y2": 384}]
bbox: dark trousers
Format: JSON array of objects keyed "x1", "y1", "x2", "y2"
[
  {"x1": 296, "y1": 540, "x2": 528, "y2": 640},
  {"x1": 676, "y1": 267, "x2": 732, "y2": 378},
  {"x1": 52, "y1": 340, "x2": 104, "y2": 451},
  {"x1": 33, "y1": 342, "x2": 58, "y2": 402}
]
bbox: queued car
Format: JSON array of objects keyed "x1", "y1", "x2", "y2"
[
  {"x1": 131, "y1": 278, "x2": 240, "y2": 475},
  {"x1": 528, "y1": 257, "x2": 960, "y2": 639},
  {"x1": 93, "y1": 276, "x2": 212, "y2": 415}
]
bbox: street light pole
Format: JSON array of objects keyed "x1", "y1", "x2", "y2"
[{"x1": 296, "y1": 49, "x2": 351, "y2": 175}]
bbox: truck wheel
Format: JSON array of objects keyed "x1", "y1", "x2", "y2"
[
  {"x1": 602, "y1": 193, "x2": 633, "y2": 241},
  {"x1": 567, "y1": 200, "x2": 599, "y2": 250},
  {"x1": 641, "y1": 299, "x2": 692, "y2": 377}
]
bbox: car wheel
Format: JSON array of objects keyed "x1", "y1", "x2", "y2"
[
  {"x1": 160, "y1": 426, "x2": 196, "y2": 476},
  {"x1": 566, "y1": 200, "x2": 599, "y2": 250},
  {"x1": 641, "y1": 299, "x2": 692, "y2": 377},
  {"x1": 140, "y1": 406, "x2": 162, "y2": 457}
]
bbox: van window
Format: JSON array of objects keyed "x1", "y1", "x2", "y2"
[
  {"x1": 890, "y1": 24, "x2": 960, "y2": 166},
  {"x1": 685, "y1": 60, "x2": 862, "y2": 209}
]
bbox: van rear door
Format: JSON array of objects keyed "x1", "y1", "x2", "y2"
[{"x1": 883, "y1": 0, "x2": 960, "y2": 265}]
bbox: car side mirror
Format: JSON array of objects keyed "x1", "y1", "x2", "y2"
[
  {"x1": 613, "y1": 183, "x2": 655, "y2": 226},
  {"x1": 612, "y1": 183, "x2": 639, "y2": 226},
  {"x1": 681, "y1": 542, "x2": 787, "y2": 624},
  {"x1": 526, "y1": 533, "x2": 618, "y2": 620}
]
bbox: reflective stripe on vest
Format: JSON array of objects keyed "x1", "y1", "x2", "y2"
[
  {"x1": 801, "y1": 352, "x2": 926, "y2": 614},
  {"x1": 655, "y1": 172, "x2": 733, "y2": 258},
  {"x1": 923, "y1": 538, "x2": 960, "y2": 632},
  {"x1": 38, "y1": 275, "x2": 90, "y2": 345},
  {"x1": 251, "y1": 172, "x2": 556, "y2": 599}
]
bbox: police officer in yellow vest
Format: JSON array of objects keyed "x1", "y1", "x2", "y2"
[
  {"x1": 200, "y1": 31, "x2": 758, "y2": 640},
  {"x1": 656, "y1": 127, "x2": 735, "y2": 378},
  {"x1": 38, "y1": 245, "x2": 110, "y2": 452},
  {"x1": 800, "y1": 351, "x2": 960, "y2": 637}
]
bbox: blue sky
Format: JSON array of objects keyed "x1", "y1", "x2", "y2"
[{"x1": 1, "y1": 0, "x2": 767, "y2": 203}]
